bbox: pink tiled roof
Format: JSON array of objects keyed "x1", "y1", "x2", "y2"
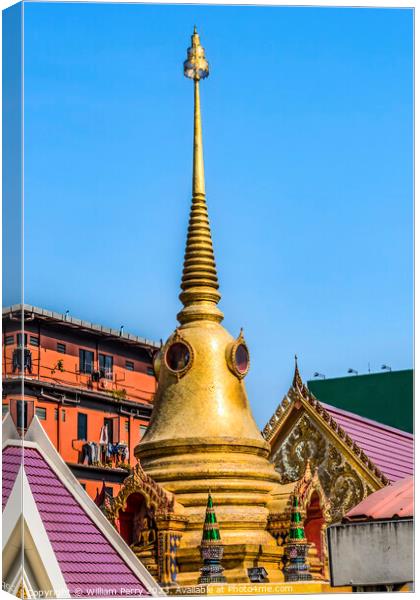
[
  {"x1": 322, "y1": 403, "x2": 414, "y2": 484},
  {"x1": 344, "y1": 476, "x2": 413, "y2": 521},
  {"x1": 10, "y1": 447, "x2": 149, "y2": 597},
  {"x1": 2, "y1": 446, "x2": 22, "y2": 509}
]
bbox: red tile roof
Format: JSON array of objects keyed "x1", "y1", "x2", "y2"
[
  {"x1": 322, "y1": 403, "x2": 414, "y2": 484},
  {"x1": 3, "y1": 445, "x2": 150, "y2": 597},
  {"x1": 344, "y1": 476, "x2": 413, "y2": 521}
]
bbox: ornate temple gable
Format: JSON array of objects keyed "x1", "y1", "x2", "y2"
[
  {"x1": 106, "y1": 461, "x2": 181, "y2": 525},
  {"x1": 270, "y1": 411, "x2": 377, "y2": 523},
  {"x1": 264, "y1": 364, "x2": 387, "y2": 522},
  {"x1": 263, "y1": 366, "x2": 389, "y2": 488},
  {"x1": 105, "y1": 461, "x2": 188, "y2": 586}
]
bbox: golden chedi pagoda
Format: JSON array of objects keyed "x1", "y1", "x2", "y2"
[
  {"x1": 105, "y1": 29, "x2": 350, "y2": 593},
  {"x1": 136, "y1": 26, "x2": 283, "y2": 582}
]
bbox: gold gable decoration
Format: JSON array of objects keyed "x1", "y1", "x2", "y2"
[
  {"x1": 263, "y1": 365, "x2": 389, "y2": 488},
  {"x1": 264, "y1": 360, "x2": 387, "y2": 526},
  {"x1": 272, "y1": 415, "x2": 328, "y2": 484},
  {"x1": 272, "y1": 413, "x2": 371, "y2": 522},
  {"x1": 106, "y1": 462, "x2": 176, "y2": 524}
]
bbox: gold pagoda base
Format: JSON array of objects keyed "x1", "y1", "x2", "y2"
[
  {"x1": 173, "y1": 543, "x2": 284, "y2": 587},
  {"x1": 138, "y1": 436, "x2": 283, "y2": 549}
]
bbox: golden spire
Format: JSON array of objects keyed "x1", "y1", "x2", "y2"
[
  {"x1": 292, "y1": 355, "x2": 311, "y2": 400},
  {"x1": 293, "y1": 355, "x2": 304, "y2": 392},
  {"x1": 178, "y1": 28, "x2": 223, "y2": 325},
  {"x1": 303, "y1": 459, "x2": 312, "y2": 482}
]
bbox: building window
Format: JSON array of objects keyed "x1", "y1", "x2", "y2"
[
  {"x1": 35, "y1": 407, "x2": 47, "y2": 420},
  {"x1": 62, "y1": 409, "x2": 66, "y2": 422},
  {"x1": 99, "y1": 354, "x2": 113, "y2": 379},
  {"x1": 12, "y1": 348, "x2": 32, "y2": 373},
  {"x1": 30, "y1": 336, "x2": 39, "y2": 347},
  {"x1": 17, "y1": 401, "x2": 28, "y2": 429},
  {"x1": 104, "y1": 417, "x2": 114, "y2": 445},
  {"x1": 5, "y1": 335, "x2": 14, "y2": 346},
  {"x1": 17, "y1": 333, "x2": 28, "y2": 347},
  {"x1": 2, "y1": 404, "x2": 9, "y2": 417},
  {"x1": 77, "y1": 413, "x2": 88, "y2": 440},
  {"x1": 54, "y1": 408, "x2": 58, "y2": 420},
  {"x1": 79, "y1": 349, "x2": 94, "y2": 374},
  {"x1": 125, "y1": 360, "x2": 134, "y2": 371},
  {"x1": 57, "y1": 343, "x2": 66, "y2": 354},
  {"x1": 146, "y1": 366, "x2": 154, "y2": 376},
  {"x1": 124, "y1": 420, "x2": 129, "y2": 432}
]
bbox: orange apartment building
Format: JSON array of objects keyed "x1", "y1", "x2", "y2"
[{"x1": 2, "y1": 304, "x2": 159, "y2": 499}]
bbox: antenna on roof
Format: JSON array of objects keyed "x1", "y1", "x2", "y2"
[
  {"x1": 347, "y1": 368, "x2": 358, "y2": 375},
  {"x1": 64, "y1": 310, "x2": 70, "y2": 319},
  {"x1": 120, "y1": 325, "x2": 124, "y2": 336},
  {"x1": 381, "y1": 364, "x2": 392, "y2": 372}
]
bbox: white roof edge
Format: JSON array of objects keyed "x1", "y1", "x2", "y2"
[
  {"x1": 2, "y1": 468, "x2": 71, "y2": 597},
  {"x1": 3, "y1": 417, "x2": 165, "y2": 596},
  {"x1": 2, "y1": 413, "x2": 20, "y2": 445}
]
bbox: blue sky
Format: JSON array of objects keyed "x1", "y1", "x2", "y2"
[{"x1": 21, "y1": 3, "x2": 413, "y2": 427}]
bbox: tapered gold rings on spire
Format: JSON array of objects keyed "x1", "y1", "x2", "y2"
[{"x1": 178, "y1": 29, "x2": 223, "y2": 325}]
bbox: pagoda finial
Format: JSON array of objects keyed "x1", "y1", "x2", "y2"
[
  {"x1": 293, "y1": 355, "x2": 304, "y2": 391},
  {"x1": 178, "y1": 29, "x2": 223, "y2": 325},
  {"x1": 184, "y1": 26, "x2": 209, "y2": 83}
]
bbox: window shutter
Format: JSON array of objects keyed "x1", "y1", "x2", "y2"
[{"x1": 112, "y1": 417, "x2": 119, "y2": 444}]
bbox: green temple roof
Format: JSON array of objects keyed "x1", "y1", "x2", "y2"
[{"x1": 307, "y1": 369, "x2": 413, "y2": 433}]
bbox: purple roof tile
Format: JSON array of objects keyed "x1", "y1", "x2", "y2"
[
  {"x1": 23, "y1": 447, "x2": 150, "y2": 597},
  {"x1": 2, "y1": 446, "x2": 22, "y2": 509},
  {"x1": 322, "y1": 403, "x2": 414, "y2": 484}
]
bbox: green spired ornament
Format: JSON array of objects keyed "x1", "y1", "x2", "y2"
[
  {"x1": 283, "y1": 495, "x2": 312, "y2": 582},
  {"x1": 202, "y1": 493, "x2": 222, "y2": 542},
  {"x1": 289, "y1": 496, "x2": 306, "y2": 540},
  {"x1": 199, "y1": 492, "x2": 226, "y2": 584}
]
